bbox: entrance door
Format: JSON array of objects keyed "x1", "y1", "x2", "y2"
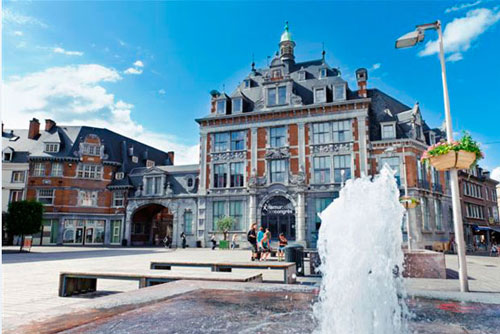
[
  {"x1": 261, "y1": 196, "x2": 296, "y2": 240},
  {"x1": 75, "y1": 228, "x2": 84, "y2": 244},
  {"x1": 85, "y1": 228, "x2": 94, "y2": 244}
]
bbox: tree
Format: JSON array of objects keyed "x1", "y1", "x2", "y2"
[
  {"x1": 216, "y1": 216, "x2": 234, "y2": 241},
  {"x1": 6, "y1": 200, "x2": 44, "y2": 252}
]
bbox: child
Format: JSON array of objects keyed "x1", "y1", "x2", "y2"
[{"x1": 278, "y1": 233, "x2": 288, "y2": 261}]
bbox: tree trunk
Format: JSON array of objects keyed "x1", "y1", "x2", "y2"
[{"x1": 19, "y1": 234, "x2": 24, "y2": 252}]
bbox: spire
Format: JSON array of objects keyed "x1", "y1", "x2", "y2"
[
  {"x1": 251, "y1": 53, "x2": 255, "y2": 72},
  {"x1": 322, "y1": 42, "x2": 326, "y2": 62},
  {"x1": 280, "y1": 21, "x2": 293, "y2": 43}
]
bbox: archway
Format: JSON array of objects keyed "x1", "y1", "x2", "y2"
[
  {"x1": 261, "y1": 195, "x2": 296, "y2": 240},
  {"x1": 131, "y1": 204, "x2": 173, "y2": 246}
]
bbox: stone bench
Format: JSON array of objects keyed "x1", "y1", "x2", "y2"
[
  {"x1": 59, "y1": 270, "x2": 263, "y2": 297},
  {"x1": 150, "y1": 261, "x2": 297, "y2": 284}
]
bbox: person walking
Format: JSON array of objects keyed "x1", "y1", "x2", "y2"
[
  {"x1": 210, "y1": 234, "x2": 217, "y2": 250},
  {"x1": 231, "y1": 233, "x2": 238, "y2": 250},
  {"x1": 247, "y1": 224, "x2": 258, "y2": 261},
  {"x1": 257, "y1": 227, "x2": 265, "y2": 261},
  {"x1": 278, "y1": 233, "x2": 288, "y2": 261},
  {"x1": 180, "y1": 232, "x2": 187, "y2": 249}
]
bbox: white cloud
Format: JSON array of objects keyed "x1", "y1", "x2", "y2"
[
  {"x1": 16, "y1": 41, "x2": 27, "y2": 48},
  {"x1": 446, "y1": 52, "x2": 463, "y2": 62},
  {"x1": 445, "y1": 1, "x2": 481, "y2": 13},
  {"x1": 2, "y1": 64, "x2": 199, "y2": 165},
  {"x1": 13, "y1": 30, "x2": 23, "y2": 36},
  {"x1": 53, "y1": 47, "x2": 84, "y2": 56},
  {"x1": 158, "y1": 89, "x2": 166, "y2": 95},
  {"x1": 419, "y1": 8, "x2": 500, "y2": 61},
  {"x1": 371, "y1": 63, "x2": 381, "y2": 71},
  {"x1": 133, "y1": 60, "x2": 144, "y2": 67},
  {"x1": 2, "y1": 8, "x2": 47, "y2": 28},
  {"x1": 124, "y1": 67, "x2": 143, "y2": 75},
  {"x1": 492, "y1": 167, "x2": 500, "y2": 182}
]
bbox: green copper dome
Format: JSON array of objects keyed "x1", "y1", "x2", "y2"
[{"x1": 280, "y1": 21, "x2": 293, "y2": 42}]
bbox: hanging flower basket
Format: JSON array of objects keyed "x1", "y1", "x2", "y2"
[
  {"x1": 422, "y1": 132, "x2": 483, "y2": 171},
  {"x1": 400, "y1": 196, "x2": 419, "y2": 209}
]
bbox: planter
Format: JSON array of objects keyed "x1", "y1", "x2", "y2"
[
  {"x1": 429, "y1": 150, "x2": 476, "y2": 171},
  {"x1": 219, "y1": 240, "x2": 229, "y2": 250},
  {"x1": 400, "y1": 196, "x2": 419, "y2": 209},
  {"x1": 455, "y1": 150, "x2": 476, "y2": 170}
]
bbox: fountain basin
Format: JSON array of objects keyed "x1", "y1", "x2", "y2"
[{"x1": 403, "y1": 249, "x2": 446, "y2": 279}]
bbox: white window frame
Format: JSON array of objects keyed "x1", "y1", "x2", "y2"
[
  {"x1": 115, "y1": 172, "x2": 124, "y2": 180},
  {"x1": 51, "y1": 162, "x2": 63, "y2": 176},
  {"x1": 81, "y1": 143, "x2": 101, "y2": 156},
  {"x1": 298, "y1": 70, "x2": 306, "y2": 81},
  {"x1": 11, "y1": 171, "x2": 25, "y2": 183},
  {"x1": 216, "y1": 99, "x2": 226, "y2": 115},
  {"x1": 381, "y1": 123, "x2": 396, "y2": 140},
  {"x1": 44, "y1": 143, "x2": 60, "y2": 153},
  {"x1": 9, "y1": 190, "x2": 23, "y2": 203},
  {"x1": 270, "y1": 159, "x2": 287, "y2": 184},
  {"x1": 333, "y1": 84, "x2": 346, "y2": 101},
  {"x1": 146, "y1": 160, "x2": 155, "y2": 168},
  {"x1": 79, "y1": 190, "x2": 98, "y2": 207},
  {"x1": 313, "y1": 156, "x2": 332, "y2": 184},
  {"x1": 314, "y1": 87, "x2": 327, "y2": 104},
  {"x1": 76, "y1": 164, "x2": 102, "y2": 180},
  {"x1": 332, "y1": 120, "x2": 352, "y2": 143},
  {"x1": 37, "y1": 189, "x2": 54, "y2": 205},
  {"x1": 319, "y1": 68, "x2": 327, "y2": 79},
  {"x1": 312, "y1": 122, "x2": 331, "y2": 144},
  {"x1": 33, "y1": 163, "x2": 45, "y2": 176},
  {"x1": 145, "y1": 176, "x2": 163, "y2": 196},
  {"x1": 113, "y1": 191, "x2": 125, "y2": 207},
  {"x1": 184, "y1": 210, "x2": 193, "y2": 234},
  {"x1": 232, "y1": 97, "x2": 243, "y2": 114},
  {"x1": 267, "y1": 86, "x2": 287, "y2": 107},
  {"x1": 269, "y1": 126, "x2": 286, "y2": 148}
]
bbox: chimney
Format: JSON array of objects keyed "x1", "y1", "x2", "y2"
[
  {"x1": 209, "y1": 90, "x2": 220, "y2": 114},
  {"x1": 28, "y1": 118, "x2": 40, "y2": 139},
  {"x1": 128, "y1": 145, "x2": 134, "y2": 157},
  {"x1": 2, "y1": 123, "x2": 4, "y2": 134},
  {"x1": 45, "y1": 119, "x2": 56, "y2": 132},
  {"x1": 355, "y1": 68, "x2": 368, "y2": 98},
  {"x1": 167, "y1": 151, "x2": 175, "y2": 165}
]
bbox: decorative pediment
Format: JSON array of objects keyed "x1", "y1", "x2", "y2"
[
  {"x1": 144, "y1": 166, "x2": 166, "y2": 175},
  {"x1": 265, "y1": 147, "x2": 290, "y2": 160}
]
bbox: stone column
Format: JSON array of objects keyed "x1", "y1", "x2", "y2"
[
  {"x1": 104, "y1": 218, "x2": 111, "y2": 245},
  {"x1": 356, "y1": 115, "x2": 368, "y2": 176},
  {"x1": 124, "y1": 209, "x2": 132, "y2": 246},
  {"x1": 248, "y1": 193, "x2": 257, "y2": 228},
  {"x1": 296, "y1": 191, "x2": 306, "y2": 246},
  {"x1": 57, "y1": 217, "x2": 64, "y2": 245},
  {"x1": 199, "y1": 133, "x2": 208, "y2": 195}
]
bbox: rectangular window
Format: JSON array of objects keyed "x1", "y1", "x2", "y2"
[
  {"x1": 51, "y1": 163, "x2": 63, "y2": 177},
  {"x1": 333, "y1": 155, "x2": 351, "y2": 183},
  {"x1": 44, "y1": 143, "x2": 59, "y2": 153},
  {"x1": 320, "y1": 68, "x2": 327, "y2": 78},
  {"x1": 77, "y1": 164, "x2": 102, "y2": 180},
  {"x1": 313, "y1": 156, "x2": 331, "y2": 184},
  {"x1": 270, "y1": 159, "x2": 286, "y2": 183},
  {"x1": 145, "y1": 176, "x2": 163, "y2": 195},
  {"x1": 213, "y1": 164, "x2": 227, "y2": 188},
  {"x1": 216, "y1": 100, "x2": 226, "y2": 114},
  {"x1": 422, "y1": 198, "x2": 430, "y2": 231},
  {"x1": 113, "y1": 192, "x2": 125, "y2": 207},
  {"x1": 232, "y1": 98, "x2": 242, "y2": 113},
  {"x1": 334, "y1": 85, "x2": 345, "y2": 100},
  {"x1": 146, "y1": 160, "x2": 155, "y2": 168},
  {"x1": 379, "y1": 157, "x2": 400, "y2": 186},
  {"x1": 37, "y1": 189, "x2": 54, "y2": 205},
  {"x1": 82, "y1": 143, "x2": 101, "y2": 156},
  {"x1": 184, "y1": 211, "x2": 193, "y2": 234},
  {"x1": 435, "y1": 200, "x2": 443, "y2": 231},
  {"x1": 315, "y1": 198, "x2": 333, "y2": 231},
  {"x1": 229, "y1": 201, "x2": 243, "y2": 231},
  {"x1": 9, "y1": 190, "x2": 23, "y2": 203},
  {"x1": 214, "y1": 133, "x2": 229, "y2": 152},
  {"x1": 314, "y1": 87, "x2": 326, "y2": 103},
  {"x1": 243, "y1": 79, "x2": 250, "y2": 88},
  {"x1": 111, "y1": 220, "x2": 122, "y2": 244},
  {"x1": 298, "y1": 71, "x2": 306, "y2": 81},
  {"x1": 11, "y1": 171, "x2": 25, "y2": 183},
  {"x1": 270, "y1": 126, "x2": 286, "y2": 148},
  {"x1": 267, "y1": 87, "x2": 286, "y2": 106},
  {"x1": 382, "y1": 124, "x2": 395, "y2": 139},
  {"x1": 33, "y1": 163, "x2": 45, "y2": 176},
  {"x1": 230, "y1": 131, "x2": 245, "y2": 151},
  {"x1": 79, "y1": 190, "x2": 98, "y2": 206},
  {"x1": 230, "y1": 162, "x2": 244, "y2": 187},
  {"x1": 278, "y1": 86, "x2": 286, "y2": 105},
  {"x1": 332, "y1": 120, "x2": 351, "y2": 142},
  {"x1": 312, "y1": 122, "x2": 331, "y2": 144},
  {"x1": 267, "y1": 87, "x2": 277, "y2": 106},
  {"x1": 213, "y1": 201, "x2": 225, "y2": 229}
]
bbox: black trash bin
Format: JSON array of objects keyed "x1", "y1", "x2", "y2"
[
  {"x1": 285, "y1": 244, "x2": 305, "y2": 277},
  {"x1": 196, "y1": 240, "x2": 202, "y2": 248}
]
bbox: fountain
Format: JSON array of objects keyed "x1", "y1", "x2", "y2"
[{"x1": 314, "y1": 167, "x2": 408, "y2": 334}]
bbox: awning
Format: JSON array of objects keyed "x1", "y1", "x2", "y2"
[
  {"x1": 490, "y1": 226, "x2": 500, "y2": 233},
  {"x1": 473, "y1": 225, "x2": 491, "y2": 231}
]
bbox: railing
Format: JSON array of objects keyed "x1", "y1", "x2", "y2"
[
  {"x1": 417, "y1": 179, "x2": 430, "y2": 190},
  {"x1": 433, "y1": 183, "x2": 443, "y2": 193}
]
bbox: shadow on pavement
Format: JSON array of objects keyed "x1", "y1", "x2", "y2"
[
  {"x1": 2, "y1": 248, "x2": 171, "y2": 264},
  {"x1": 446, "y1": 268, "x2": 475, "y2": 280}
]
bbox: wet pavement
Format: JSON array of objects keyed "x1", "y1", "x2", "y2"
[{"x1": 56, "y1": 290, "x2": 499, "y2": 334}]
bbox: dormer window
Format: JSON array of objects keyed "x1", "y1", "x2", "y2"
[
  {"x1": 381, "y1": 123, "x2": 396, "y2": 139},
  {"x1": 146, "y1": 160, "x2": 155, "y2": 168},
  {"x1": 314, "y1": 87, "x2": 327, "y2": 103},
  {"x1": 216, "y1": 100, "x2": 226, "y2": 115},
  {"x1": 333, "y1": 84, "x2": 346, "y2": 101},
  {"x1": 232, "y1": 98, "x2": 242, "y2": 114},
  {"x1": 429, "y1": 132, "x2": 436, "y2": 145},
  {"x1": 298, "y1": 70, "x2": 306, "y2": 81},
  {"x1": 319, "y1": 68, "x2": 327, "y2": 79},
  {"x1": 243, "y1": 79, "x2": 251, "y2": 88},
  {"x1": 115, "y1": 172, "x2": 124, "y2": 180},
  {"x1": 44, "y1": 143, "x2": 59, "y2": 153},
  {"x1": 82, "y1": 143, "x2": 101, "y2": 156},
  {"x1": 3, "y1": 152, "x2": 12, "y2": 161},
  {"x1": 272, "y1": 69, "x2": 282, "y2": 79},
  {"x1": 267, "y1": 86, "x2": 287, "y2": 107}
]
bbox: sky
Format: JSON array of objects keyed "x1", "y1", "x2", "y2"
[{"x1": 2, "y1": 1, "x2": 500, "y2": 178}]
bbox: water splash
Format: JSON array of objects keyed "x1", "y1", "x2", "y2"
[{"x1": 314, "y1": 167, "x2": 408, "y2": 334}]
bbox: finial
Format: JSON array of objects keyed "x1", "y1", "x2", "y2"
[
  {"x1": 322, "y1": 42, "x2": 326, "y2": 61},
  {"x1": 251, "y1": 53, "x2": 255, "y2": 71},
  {"x1": 222, "y1": 84, "x2": 225, "y2": 93},
  {"x1": 285, "y1": 21, "x2": 289, "y2": 31}
]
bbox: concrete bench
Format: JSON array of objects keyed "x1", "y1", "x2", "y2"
[
  {"x1": 59, "y1": 270, "x2": 263, "y2": 297},
  {"x1": 150, "y1": 261, "x2": 297, "y2": 284}
]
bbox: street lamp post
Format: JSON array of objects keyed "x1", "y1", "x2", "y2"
[{"x1": 396, "y1": 20, "x2": 469, "y2": 292}]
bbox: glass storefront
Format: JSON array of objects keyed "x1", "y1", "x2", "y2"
[
  {"x1": 32, "y1": 219, "x2": 59, "y2": 245},
  {"x1": 111, "y1": 220, "x2": 122, "y2": 244},
  {"x1": 63, "y1": 219, "x2": 105, "y2": 245}
]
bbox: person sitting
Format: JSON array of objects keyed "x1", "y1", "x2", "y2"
[
  {"x1": 491, "y1": 243, "x2": 498, "y2": 257},
  {"x1": 278, "y1": 233, "x2": 288, "y2": 261}
]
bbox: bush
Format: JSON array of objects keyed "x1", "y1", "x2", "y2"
[
  {"x1": 216, "y1": 216, "x2": 234, "y2": 240},
  {"x1": 6, "y1": 200, "x2": 44, "y2": 252}
]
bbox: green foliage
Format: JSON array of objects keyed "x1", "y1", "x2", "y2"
[
  {"x1": 421, "y1": 132, "x2": 483, "y2": 166},
  {"x1": 216, "y1": 216, "x2": 234, "y2": 233},
  {"x1": 6, "y1": 200, "x2": 44, "y2": 237}
]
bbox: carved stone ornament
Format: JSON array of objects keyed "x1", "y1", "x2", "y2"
[
  {"x1": 212, "y1": 151, "x2": 246, "y2": 162},
  {"x1": 289, "y1": 165, "x2": 306, "y2": 186},
  {"x1": 311, "y1": 143, "x2": 352, "y2": 154},
  {"x1": 247, "y1": 168, "x2": 267, "y2": 189},
  {"x1": 165, "y1": 182, "x2": 173, "y2": 195},
  {"x1": 265, "y1": 147, "x2": 290, "y2": 160}
]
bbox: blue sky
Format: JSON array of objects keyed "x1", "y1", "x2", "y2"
[{"x1": 2, "y1": 1, "x2": 500, "y2": 175}]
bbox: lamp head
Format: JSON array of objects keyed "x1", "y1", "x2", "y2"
[{"x1": 395, "y1": 29, "x2": 425, "y2": 49}]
